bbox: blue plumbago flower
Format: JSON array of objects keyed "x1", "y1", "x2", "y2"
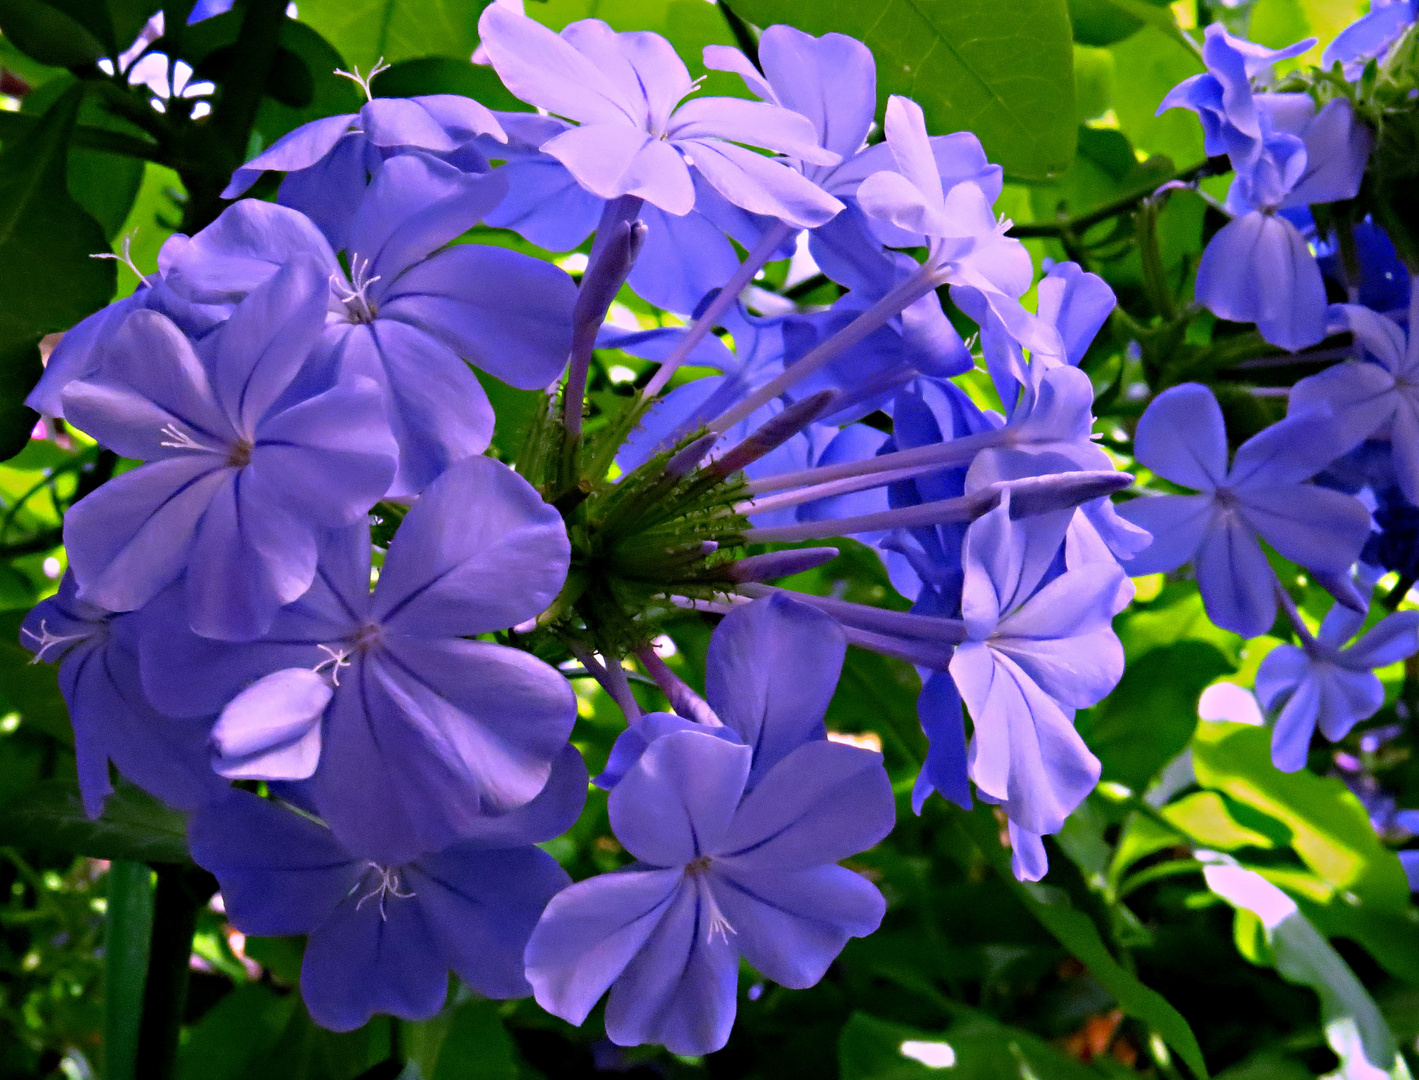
[
  {"x1": 1291, "y1": 279, "x2": 1419, "y2": 503},
  {"x1": 26, "y1": 269, "x2": 231, "y2": 420},
  {"x1": 1324, "y1": 0, "x2": 1418, "y2": 76},
  {"x1": 524, "y1": 595, "x2": 892, "y2": 1056},
  {"x1": 1160, "y1": 24, "x2": 1371, "y2": 350},
  {"x1": 20, "y1": 573, "x2": 226, "y2": 818},
  {"x1": 1258, "y1": 598, "x2": 1419, "y2": 772},
  {"x1": 474, "y1": 111, "x2": 794, "y2": 316},
  {"x1": 1317, "y1": 218, "x2": 1412, "y2": 314},
  {"x1": 190, "y1": 745, "x2": 585, "y2": 1031},
  {"x1": 140, "y1": 455, "x2": 576, "y2": 865},
  {"x1": 476, "y1": 6, "x2": 845, "y2": 228},
  {"x1": 59, "y1": 260, "x2": 398, "y2": 641},
  {"x1": 166, "y1": 153, "x2": 578, "y2": 495},
  {"x1": 223, "y1": 91, "x2": 508, "y2": 251},
  {"x1": 951, "y1": 485, "x2": 1125, "y2": 846},
  {"x1": 857, "y1": 96, "x2": 1033, "y2": 307},
  {"x1": 1120, "y1": 383, "x2": 1372, "y2": 637}
]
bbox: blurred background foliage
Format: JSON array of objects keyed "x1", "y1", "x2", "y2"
[{"x1": 0, "y1": 0, "x2": 1413, "y2": 1078}]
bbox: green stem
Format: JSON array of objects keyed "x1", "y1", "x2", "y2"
[
  {"x1": 1384, "y1": 574, "x2": 1414, "y2": 611},
  {"x1": 134, "y1": 865, "x2": 212, "y2": 1080},
  {"x1": 104, "y1": 861, "x2": 155, "y2": 1080},
  {"x1": 1008, "y1": 158, "x2": 1220, "y2": 240}
]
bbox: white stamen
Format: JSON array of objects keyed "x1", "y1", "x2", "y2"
[
  {"x1": 354, "y1": 863, "x2": 414, "y2": 920},
  {"x1": 91, "y1": 232, "x2": 151, "y2": 286},
  {"x1": 313, "y1": 644, "x2": 352, "y2": 687},
  {"x1": 333, "y1": 58, "x2": 390, "y2": 102},
  {"x1": 689, "y1": 866, "x2": 736, "y2": 943},
  {"x1": 158, "y1": 423, "x2": 209, "y2": 453},
  {"x1": 22, "y1": 619, "x2": 89, "y2": 663},
  {"x1": 332, "y1": 256, "x2": 381, "y2": 323}
]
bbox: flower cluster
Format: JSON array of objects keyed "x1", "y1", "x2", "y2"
[
  {"x1": 1124, "y1": 12, "x2": 1419, "y2": 779},
  {"x1": 23, "y1": 10, "x2": 1143, "y2": 1055}
]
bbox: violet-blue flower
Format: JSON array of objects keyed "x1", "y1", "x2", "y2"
[
  {"x1": 139, "y1": 454, "x2": 576, "y2": 865},
  {"x1": 1257, "y1": 601, "x2": 1419, "y2": 772},
  {"x1": 857, "y1": 96, "x2": 1033, "y2": 306},
  {"x1": 1323, "y1": 0, "x2": 1418, "y2": 76},
  {"x1": 950, "y1": 484, "x2": 1125, "y2": 851},
  {"x1": 476, "y1": 6, "x2": 844, "y2": 228},
  {"x1": 59, "y1": 259, "x2": 397, "y2": 641},
  {"x1": 524, "y1": 595, "x2": 893, "y2": 1056},
  {"x1": 1290, "y1": 279, "x2": 1419, "y2": 503},
  {"x1": 1120, "y1": 383, "x2": 1372, "y2": 637},
  {"x1": 222, "y1": 92, "x2": 507, "y2": 250},
  {"x1": 166, "y1": 154, "x2": 577, "y2": 495},
  {"x1": 20, "y1": 573, "x2": 226, "y2": 817},
  {"x1": 189, "y1": 745, "x2": 585, "y2": 1031},
  {"x1": 1160, "y1": 25, "x2": 1371, "y2": 350}
]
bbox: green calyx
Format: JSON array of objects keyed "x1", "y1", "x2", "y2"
[{"x1": 514, "y1": 394, "x2": 750, "y2": 660}]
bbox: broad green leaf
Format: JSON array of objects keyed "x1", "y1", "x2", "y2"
[
  {"x1": 530, "y1": 0, "x2": 743, "y2": 95},
  {"x1": 0, "y1": 610, "x2": 73, "y2": 740},
  {"x1": 1108, "y1": 25, "x2": 1204, "y2": 164},
  {"x1": 177, "y1": 984, "x2": 299, "y2": 1080},
  {"x1": 1080, "y1": 641, "x2": 1231, "y2": 792},
  {"x1": 104, "y1": 860, "x2": 154, "y2": 1080},
  {"x1": 417, "y1": 999, "x2": 519, "y2": 1080},
  {"x1": 113, "y1": 163, "x2": 184, "y2": 300},
  {"x1": 1205, "y1": 861, "x2": 1413, "y2": 1080},
  {"x1": 296, "y1": 0, "x2": 493, "y2": 74},
  {"x1": 0, "y1": 0, "x2": 104, "y2": 67},
  {"x1": 372, "y1": 56, "x2": 526, "y2": 112},
  {"x1": 22, "y1": 74, "x2": 147, "y2": 240},
  {"x1": 0, "y1": 778, "x2": 191, "y2": 864},
  {"x1": 725, "y1": 0, "x2": 1077, "y2": 181},
  {"x1": 0, "y1": 83, "x2": 115, "y2": 456},
  {"x1": 1304, "y1": 901, "x2": 1419, "y2": 987},
  {"x1": 1068, "y1": 0, "x2": 1165, "y2": 46},
  {"x1": 1192, "y1": 722, "x2": 1412, "y2": 910},
  {"x1": 1162, "y1": 791, "x2": 1288, "y2": 852},
  {"x1": 839, "y1": 1011, "x2": 1105, "y2": 1080},
  {"x1": 961, "y1": 808, "x2": 1210, "y2": 1078},
  {"x1": 1074, "y1": 43, "x2": 1115, "y2": 122},
  {"x1": 252, "y1": 19, "x2": 364, "y2": 146}
]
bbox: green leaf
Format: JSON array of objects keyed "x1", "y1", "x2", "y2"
[
  {"x1": 0, "y1": 778, "x2": 191, "y2": 864},
  {"x1": 840, "y1": 1010, "x2": 1107, "y2": 1080},
  {"x1": 724, "y1": 0, "x2": 1077, "y2": 181},
  {"x1": 103, "y1": 860, "x2": 154, "y2": 1080},
  {"x1": 1107, "y1": 25, "x2": 1204, "y2": 164},
  {"x1": 177, "y1": 983, "x2": 299, "y2": 1080},
  {"x1": 296, "y1": 0, "x2": 493, "y2": 74},
  {"x1": 1074, "y1": 43, "x2": 1114, "y2": 122},
  {"x1": 960, "y1": 808, "x2": 1210, "y2": 1078},
  {"x1": 1162, "y1": 791, "x2": 1289, "y2": 852},
  {"x1": 372, "y1": 56, "x2": 527, "y2": 112},
  {"x1": 1205, "y1": 861, "x2": 1412, "y2": 1079},
  {"x1": 0, "y1": 610, "x2": 73, "y2": 740},
  {"x1": 404, "y1": 998, "x2": 520, "y2": 1080},
  {"x1": 1080, "y1": 641, "x2": 1231, "y2": 792},
  {"x1": 22, "y1": 74, "x2": 147, "y2": 240},
  {"x1": 0, "y1": 82, "x2": 115, "y2": 456},
  {"x1": 0, "y1": 0, "x2": 105, "y2": 67},
  {"x1": 1192, "y1": 722, "x2": 1412, "y2": 910}
]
